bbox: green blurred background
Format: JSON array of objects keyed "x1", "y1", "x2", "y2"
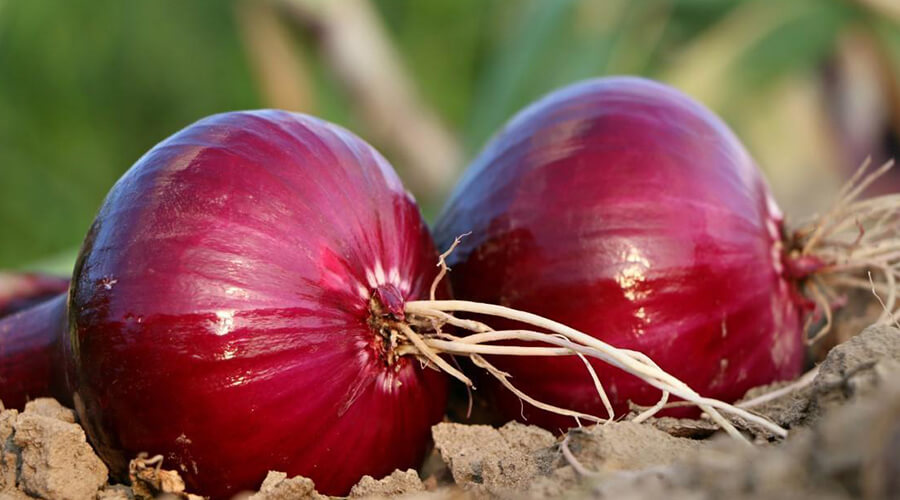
[{"x1": 2, "y1": 0, "x2": 900, "y2": 272}]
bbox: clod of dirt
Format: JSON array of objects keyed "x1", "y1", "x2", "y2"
[
  {"x1": 0, "y1": 408, "x2": 18, "y2": 493},
  {"x1": 22, "y1": 399, "x2": 76, "y2": 424},
  {"x1": 13, "y1": 411, "x2": 108, "y2": 500},
  {"x1": 565, "y1": 422, "x2": 705, "y2": 471},
  {"x1": 246, "y1": 471, "x2": 324, "y2": 500},
  {"x1": 419, "y1": 447, "x2": 453, "y2": 489},
  {"x1": 568, "y1": 366, "x2": 900, "y2": 500},
  {"x1": 526, "y1": 422, "x2": 706, "y2": 499},
  {"x1": 803, "y1": 324, "x2": 900, "y2": 422},
  {"x1": 431, "y1": 421, "x2": 556, "y2": 495},
  {"x1": 807, "y1": 376, "x2": 900, "y2": 499},
  {"x1": 349, "y1": 469, "x2": 425, "y2": 498},
  {"x1": 0, "y1": 489, "x2": 33, "y2": 500},
  {"x1": 737, "y1": 378, "x2": 813, "y2": 428}
]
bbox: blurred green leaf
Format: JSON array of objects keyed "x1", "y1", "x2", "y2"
[
  {"x1": 0, "y1": 0, "x2": 258, "y2": 268},
  {"x1": 1, "y1": 0, "x2": 898, "y2": 268},
  {"x1": 463, "y1": 0, "x2": 575, "y2": 153}
]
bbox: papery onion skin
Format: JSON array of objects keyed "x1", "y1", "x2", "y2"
[
  {"x1": 66, "y1": 111, "x2": 447, "y2": 498},
  {"x1": 434, "y1": 77, "x2": 804, "y2": 430},
  {"x1": 0, "y1": 272, "x2": 69, "y2": 318}
]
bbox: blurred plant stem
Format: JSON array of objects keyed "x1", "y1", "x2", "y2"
[
  {"x1": 856, "y1": 0, "x2": 900, "y2": 22},
  {"x1": 662, "y1": 0, "x2": 805, "y2": 112},
  {"x1": 235, "y1": 0, "x2": 315, "y2": 112},
  {"x1": 278, "y1": 0, "x2": 461, "y2": 202}
]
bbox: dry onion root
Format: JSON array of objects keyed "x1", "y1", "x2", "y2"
[
  {"x1": 380, "y1": 236, "x2": 789, "y2": 444},
  {"x1": 790, "y1": 158, "x2": 900, "y2": 343}
]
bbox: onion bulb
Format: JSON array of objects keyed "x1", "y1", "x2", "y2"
[
  {"x1": 2, "y1": 111, "x2": 448, "y2": 498},
  {"x1": 434, "y1": 77, "x2": 832, "y2": 429}
]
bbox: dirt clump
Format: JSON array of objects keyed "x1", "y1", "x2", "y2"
[
  {"x1": 350, "y1": 469, "x2": 425, "y2": 498},
  {"x1": 244, "y1": 471, "x2": 324, "y2": 500},
  {"x1": 802, "y1": 324, "x2": 900, "y2": 422},
  {"x1": 524, "y1": 422, "x2": 705, "y2": 499},
  {"x1": 564, "y1": 421, "x2": 704, "y2": 471},
  {"x1": 712, "y1": 324, "x2": 900, "y2": 440},
  {"x1": 0, "y1": 489, "x2": 33, "y2": 500},
  {"x1": 1, "y1": 399, "x2": 107, "y2": 500},
  {"x1": 22, "y1": 399, "x2": 76, "y2": 424},
  {"x1": 431, "y1": 421, "x2": 556, "y2": 496},
  {"x1": 0, "y1": 408, "x2": 18, "y2": 493},
  {"x1": 566, "y1": 369, "x2": 900, "y2": 500}
]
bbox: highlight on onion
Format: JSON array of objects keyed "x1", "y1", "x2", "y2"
[
  {"x1": 1, "y1": 110, "x2": 450, "y2": 498},
  {"x1": 432, "y1": 76, "x2": 899, "y2": 431}
]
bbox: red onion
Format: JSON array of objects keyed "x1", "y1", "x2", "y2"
[
  {"x1": 0, "y1": 272, "x2": 69, "y2": 318},
  {"x1": 0, "y1": 293, "x2": 69, "y2": 410},
  {"x1": 1, "y1": 111, "x2": 448, "y2": 498},
  {"x1": 433, "y1": 77, "x2": 807, "y2": 430},
  {"x1": 0, "y1": 273, "x2": 70, "y2": 410}
]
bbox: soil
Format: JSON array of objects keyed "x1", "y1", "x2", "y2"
[{"x1": 1, "y1": 324, "x2": 899, "y2": 500}]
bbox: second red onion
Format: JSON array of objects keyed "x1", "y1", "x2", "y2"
[{"x1": 434, "y1": 77, "x2": 806, "y2": 430}]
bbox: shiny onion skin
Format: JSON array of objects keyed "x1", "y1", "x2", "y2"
[
  {"x1": 434, "y1": 77, "x2": 804, "y2": 430},
  {"x1": 64, "y1": 111, "x2": 447, "y2": 497},
  {"x1": 0, "y1": 272, "x2": 69, "y2": 318},
  {"x1": 0, "y1": 293, "x2": 70, "y2": 409}
]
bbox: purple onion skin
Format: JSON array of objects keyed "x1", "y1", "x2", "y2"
[
  {"x1": 66, "y1": 111, "x2": 448, "y2": 498},
  {"x1": 0, "y1": 272, "x2": 70, "y2": 318},
  {"x1": 0, "y1": 293, "x2": 70, "y2": 410},
  {"x1": 435, "y1": 77, "x2": 804, "y2": 430}
]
